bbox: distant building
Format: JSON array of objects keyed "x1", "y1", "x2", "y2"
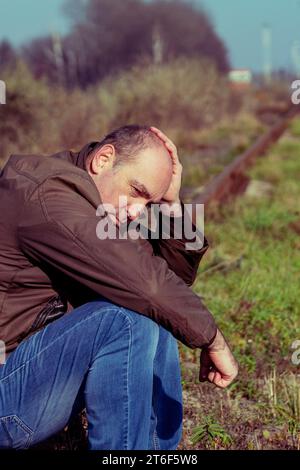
[{"x1": 228, "y1": 69, "x2": 252, "y2": 88}]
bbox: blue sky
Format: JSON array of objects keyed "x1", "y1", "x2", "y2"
[{"x1": 0, "y1": 0, "x2": 299, "y2": 72}]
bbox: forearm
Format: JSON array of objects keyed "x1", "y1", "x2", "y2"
[{"x1": 150, "y1": 201, "x2": 209, "y2": 286}]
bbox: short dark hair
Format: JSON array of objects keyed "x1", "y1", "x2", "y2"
[{"x1": 88, "y1": 124, "x2": 161, "y2": 168}]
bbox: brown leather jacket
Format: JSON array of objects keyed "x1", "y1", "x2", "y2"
[{"x1": 0, "y1": 142, "x2": 217, "y2": 356}]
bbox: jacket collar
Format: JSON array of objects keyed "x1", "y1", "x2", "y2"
[{"x1": 72, "y1": 141, "x2": 99, "y2": 171}]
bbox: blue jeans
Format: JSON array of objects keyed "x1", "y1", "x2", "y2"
[{"x1": 0, "y1": 300, "x2": 183, "y2": 450}]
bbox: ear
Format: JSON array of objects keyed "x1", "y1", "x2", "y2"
[{"x1": 90, "y1": 144, "x2": 116, "y2": 174}]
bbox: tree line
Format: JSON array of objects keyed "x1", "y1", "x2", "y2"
[{"x1": 0, "y1": 0, "x2": 229, "y2": 88}]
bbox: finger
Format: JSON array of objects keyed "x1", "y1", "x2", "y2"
[
  {"x1": 212, "y1": 371, "x2": 222, "y2": 385},
  {"x1": 149, "y1": 127, "x2": 169, "y2": 144},
  {"x1": 149, "y1": 126, "x2": 168, "y2": 142},
  {"x1": 149, "y1": 127, "x2": 182, "y2": 173},
  {"x1": 149, "y1": 126, "x2": 177, "y2": 153},
  {"x1": 214, "y1": 374, "x2": 235, "y2": 389},
  {"x1": 162, "y1": 141, "x2": 181, "y2": 169},
  {"x1": 208, "y1": 370, "x2": 217, "y2": 383}
]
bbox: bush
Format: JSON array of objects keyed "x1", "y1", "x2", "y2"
[
  {"x1": 0, "y1": 61, "x2": 107, "y2": 164},
  {"x1": 97, "y1": 57, "x2": 231, "y2": 131},
  {"x1": 0, "y1": 57, "x2": 239, "y2": 167}
]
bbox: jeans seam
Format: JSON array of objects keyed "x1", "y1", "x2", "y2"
[
  {"x1": 122, "y1": 317, "x2": 131, "y2": 450},
  {"x1": 0, "y1": 415, "x2": 34, "y2": 449},
  {"x1": 153, "y1": 417, "x2": 160, "y2": 450},
  {"x1": 89, "y1": 307, "x2": 139, "y2": 364},
  {"x1": 0, "y1": 304, "x2": 128, "y2": 382}
]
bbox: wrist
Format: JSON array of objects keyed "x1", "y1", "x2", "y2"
[{"x1": 206, "y1": 329, "x2": 226, "y2": 351}]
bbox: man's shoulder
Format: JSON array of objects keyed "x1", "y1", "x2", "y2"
[
  {"x1": 5, "y1": 149, "x2": 85, "y2": 182},
  {"x1": 1, "y1": 149, "x2": 99, "y2": 205}
]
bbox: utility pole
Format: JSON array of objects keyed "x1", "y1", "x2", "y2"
[
  {"x1": 261, "y1": 23, "x2": 272, "y2": 85},
  {"x1": 152, "y1": 23, "x2": 164, "y2": 65},
  {"x1": 51, "y1": 32, "x2": 65, "y2": 85},
  {"x1": 291, "y1": 40, "x2": 300, "y2": 78}
]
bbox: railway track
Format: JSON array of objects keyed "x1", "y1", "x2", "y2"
[{"x1": 181, "y1": 104, "x2": 300, "y2": 211}]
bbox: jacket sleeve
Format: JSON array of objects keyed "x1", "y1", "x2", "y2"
[
  {"x1": 148, "y1": 201, "x2": 209, "y2": 286},
  {"x1": 17, "y1": 175, "x2": 217, "y2": 349}
]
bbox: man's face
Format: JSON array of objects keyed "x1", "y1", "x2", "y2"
[{"x1": 92, "y1": 145, "x2": 173, "y2": 225}]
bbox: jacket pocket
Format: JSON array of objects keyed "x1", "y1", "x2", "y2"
[
  {"x1": 0, "y1": 415, "x2": 33, "y2": 449},
  {"x1": 17, "y1": 294, "x2": 68, "y2": 343}
]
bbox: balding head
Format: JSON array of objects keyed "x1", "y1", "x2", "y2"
[
  {"x1": 86, "y1": 124, "x2": 173, "y2": 224},
  {"x1": 87, "y1": 124, "x2": 171, "y2": 169}
]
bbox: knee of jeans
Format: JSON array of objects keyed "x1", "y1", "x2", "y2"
[
  {"x1": 118, "y1": 307, "x2": 160, "y2": 343},
  {"x1": 84, "y1": 298, "x2": 120, "y2": 314},
  {"x1": 86, "y1": 301, "x2": 160, "y2": 350}
]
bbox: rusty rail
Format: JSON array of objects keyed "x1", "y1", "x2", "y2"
[{"x1": 182, "y1": 104, "x2": 299, "y2": 208}]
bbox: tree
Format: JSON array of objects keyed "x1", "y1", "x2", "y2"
[
  {"x1": 22, "y1": 0, "x2": 229, "y2": 87},
  {"x1": 146, "y1": 0, "x2": 229, "y2": 71},
  {"x1": 0, "y1": 40, "x2": 17, "y2": 72}
]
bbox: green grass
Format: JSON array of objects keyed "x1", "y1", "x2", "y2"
[
  {"x1": 289, "y1": 118, "x2": 300, "y2": 138},
  {"x1": 179, "y1": 120, "x2": 300, "y2": 449},
  {"x1": 191, "y1": 416, "x2": 233, "y2": 448},
  {"x1": 181, "y1": 112, "x2": 265, "y2": 189}
]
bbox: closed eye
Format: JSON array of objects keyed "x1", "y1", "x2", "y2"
[
  {"x1": 128, "y1": 179, "x2": 154, "y2": 200},
  {"x1": 130, "y1": 186, "x2": 141, "y2": 197}
]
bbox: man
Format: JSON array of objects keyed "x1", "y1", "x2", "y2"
[{"x1": 0, "y1": 124, "x2": 238, "y2": 450}]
